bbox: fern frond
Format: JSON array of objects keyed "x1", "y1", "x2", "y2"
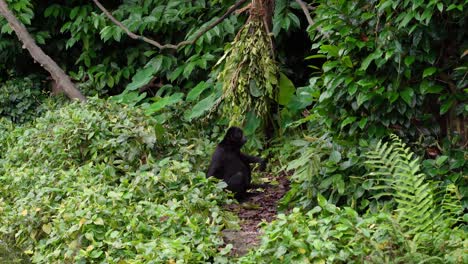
[
  {"x1": 362, "y1": 133, "x2": 466, "y2": 262},
  {"x1": 438, "y1": 184, "x2": 463, "y2": 228},
  {"x1": 365, "y1": 135, "x2": 437, "y2": 240}
]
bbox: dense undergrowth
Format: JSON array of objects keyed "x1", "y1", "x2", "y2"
[
  {"x1": 0, "y1": 98, "x2": 237, "y2": 263},
  {"x1": 1, "y1": 0, "x2": 467, "y2": 263},
  {"x1": 1, "y1": 99, "x2": 465, "y2": 263},
  {"x1": 239, "y1": 135, "x2": 466, "y2": 263}
]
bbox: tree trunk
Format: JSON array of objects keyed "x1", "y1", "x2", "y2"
[
  {"x1": 251, "y1": 0, "x2": 275, "y2": 57},
  {"x1": 254, "y1": 0, "x2": 274, "y2": 32},
  {"x1": 0, "y1": 0, "x2": 86, "y2": 102}
]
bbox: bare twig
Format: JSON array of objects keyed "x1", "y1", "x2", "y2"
[
  {"x1": 93, "y1": 0, "x2": 247, "y2": 50},
  {"x1": 295, "y1": 0, "x2": 313, "y2": 26},
  {"x1": 0, "y1": 0, "x2": 86, "y2": 102},
  {"x1": 235, "y1": 3, "x2": 251, "y2": 15}
]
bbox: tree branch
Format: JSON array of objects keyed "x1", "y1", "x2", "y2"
[
  {"x1": 295, "y1": 0, "x2": 313, "y2": 26},
  {"x1": 93, "y1": 0, "x2": 248, "y2": 50},
  {"x1": 0, "y1": 0, "x2": 86, "y2": 102}
]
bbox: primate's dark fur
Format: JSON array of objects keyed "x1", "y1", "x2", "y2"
[{"x1": 207, "y1": 127, "x2": 266, "y2": 199}]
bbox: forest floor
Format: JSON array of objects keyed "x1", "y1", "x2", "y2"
[{"x1": 223, "y1": 171, "x2": 290, "y2": 256}]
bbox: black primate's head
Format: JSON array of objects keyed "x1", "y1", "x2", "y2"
[{"x1": 222, "y1": 126, "x2": 247, "y2": 147}]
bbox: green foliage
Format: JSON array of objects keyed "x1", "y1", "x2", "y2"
[
  {"x1": 239, "y1": 205, "x2": 383, "y2": 264},
  {"x1": 2, "y1": 98, "x2": 158, "y2": 170},
  {"x1": 0, "y1": 98, "x2": 236, "y2": 263},
  {"x1": 1, "y1": 1, "x2": 243, "y2": 98},
  {"x1": 366, "y1": 136, "x2": 438, "y2": 233},
  {"x1": 272, "y1": 0, "x2": 302, "y2": 37},
  {"x1": 0, "y1": 76, "x2": 46, "y2": 123},
  {"x1": 277, "y1": 128, "x2": 368, "y2": 212},
  {"x1": 304, "y1": 0, "x2": 468, "y2": 138},
  {"x1": 217, "y1": 18, "x2": 278, "y2": 126},
  {"x1": 242, "y1": 135, "x2": 466, "y2": 263},
  {"x1": 419, "y1": 136, "x2": 467, "y2": 209},
  {"x1": 364, "y1": 134, "x2": 466, "y2": 260}
]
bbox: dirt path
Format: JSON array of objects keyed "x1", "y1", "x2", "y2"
[{"x1": 223, "y1": 172, "x2": 290, "y2": 256}]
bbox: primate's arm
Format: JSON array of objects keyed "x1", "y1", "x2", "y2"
[{"x1": 240, "y1": 153, "x2": 266, "y2": 171}]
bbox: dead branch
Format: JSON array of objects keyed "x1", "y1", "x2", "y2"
[
  {"x1": 93, "y1": 0, "x2": 248, "y2": 50},
  {"x1": 0, "y1": 0, "x2": 86, "y2": 102},
  {"x1": 235, "y1": 3, "x2": 251, "y2": 15},
  {"x1": 295, "y1": 0, "x2": 313, "y2": 26}
]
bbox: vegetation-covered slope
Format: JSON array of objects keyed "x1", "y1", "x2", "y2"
[{"x1": 0, "y1": 0, "x2": 466, "y2": 263}]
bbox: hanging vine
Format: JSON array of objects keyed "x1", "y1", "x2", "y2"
[{"x1": 217, "y1": 1, "x2": 278, "y2": 126}]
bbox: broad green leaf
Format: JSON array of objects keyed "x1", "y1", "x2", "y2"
[
  {"x1": 186, "y1": 81, "x2": 209, "y2": 102},
  {"x1": 168, "y1": 66, "x2": 184, "y2": 81},
  {"x1": 249, "y1": 79, "x2": 262, "y2": 97},
  {"x1": 319, "y1": 90, "x2": 332, "y2": 102},
  {"x1": 399, "y1": 12, "x2": 414, "y2": 28},
  {"x1": 348, "y1": 84, "x2": 358, "y2": 95},
  {"x1": 420, "y1": 81, "x2": 443, "y2": 94},
  {"x1": 320, "y1": 45, "x2": 339, "y2": 57},
  {"x1": 317, "y1": 193, "x2": 327, "y2": 207},
  {"x1": 107, "y1": 76, "x2": 114, "y2": 88},
  {"x1": 358, "y1": 117, "x2": 368, "y2": 129},
  {"x1": 111, "y1": 91, "x2": 146, "y2": 105},
  {"x1": 360, "y1": 51, "x2": 382, "y2": 71},
  {"x1": 183, "y1": 62, "x2": 196, "y2": 79},
  {"x1": 185, "y1": 92, "x2": 220, "y2": 120},
  {"x1": 437, "y1": 2, "x2": 443, "y2": 12},
  {"x1": 329, "y1": 150, "x2": 342, "y2": 163},
  {"x1": 145, "y1": 93, "x2": 184, "y2": 114},
  {"x1": 94, "y1": 218, "x2": 104, "y2": 226},
  {"x1": 423, "y1": 67, "x2": 437, "y2": 78},
  {"x1": 378, "y1": 0, "x2": 393, "y2": 12},
  {"x1": 342, "y1": 56, "x2": 353, "y2": 68},
  {"x1": 440, "y1": 98, "x2": 454, "y2": 114},
  {"x1": 126, "y1": 67, "x2": 156, "y2": 91},
  {"x1": 435, "y1": 155, "x2": 448, "y2": 166},
  {"x1": 356, "y1": 93, "x2": 370, "y2": 107},
  {"x1": 278, "y1": 72, "x2": 295, "y2": 105},
  {"x1": 356, "y1": 79, "x2": 376, "y2": 88},
  {"x1": 400, "y1": 88, "x2": 414, "y2": 105},
  {"x1": 70, "y1": 7, "x2": 80, "y2": 19},
  {"x1": 224, "y1": 21, "x2": 235, "y2": 34},
  {"x1": 322, "y1": 61, "x2": 339, "y2": 72},
  {"x1": 404, "y1": 56, "x2": 415, "y2": 66},
  {"x1": 335, "y1": 175, "x2": 345, "y2": 194},
  {"x1": 150, "y1": 56, "x2": 164, "y2": 73},
  {"x1": 244, "y1": 111, "x2": 261, "y2": 135},
  {"x1": 341, "y1": 116, "x2": 356, "y2": 129},
  {"x1": 42, "y1": 224, "x2": 52, "y2": 234}
]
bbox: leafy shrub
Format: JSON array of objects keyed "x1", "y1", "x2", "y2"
[
  {"x1": 0, "y1": 118, "x2": 15, "y2": 155},
  {"x1": 277, "y1": 128, "x2": 368, "y2": 212},
  {"x1": 241, "y1": 136, "x2": 466, "y2": 263},
  {"x1": 0, "y1": 77, "x2": 46, "y2": 123},
  {"x1": 0, "y1": 98, "x2": 236, "y2": 263},
  {"x1": 239, "y1": 199, "x2": 405, "y2": 264},
  {"x1": 2, "y1": 97, "x2": 159, "y2": 171},
  {"x1": 364, "y1": 135, "x2": 466, "y2": 261},
  {"x1": 419, "y1": 136, "x2": 468, "y2": 209},
  {"x1": 304, "y1": 0, "x2": 467, "y2": 139}
]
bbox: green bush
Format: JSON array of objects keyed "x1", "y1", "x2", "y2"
[
  {"x1": 239, "y1": 202, "x2": 393, "y2": 264},
  {"x1": 277, "y1": 128, "x2": 369, "y2": 212},
  {"x1": 304, "y1": 0, "x2": 467, "y2": 139},
  {"x1": 0, "y1": 98, "x2": 236, "y2": 263},
  {"x1": 244, "y1": 135, "x2": 466, "y2": 263},
  {"x1": 0, "y1": 77, "x2": 46, "y2": 123},
  {"x1": 2, "y1": 98, "x2": 159, "y2": 170}
]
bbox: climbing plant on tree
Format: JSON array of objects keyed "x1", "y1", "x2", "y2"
[{"x1": 217, "y1": 0, "x2": 278, "y2": 127}]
